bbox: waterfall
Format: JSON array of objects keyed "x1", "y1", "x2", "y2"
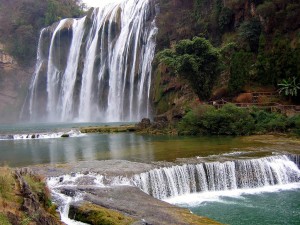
[
  {"x1": 132, "y1": 155, "x2": 300, "y2": 199},
  {"x1": 23, "y1": 0, "x2": 158, "y2": 122}
]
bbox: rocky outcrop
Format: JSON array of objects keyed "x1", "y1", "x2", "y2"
[
  {"x1": 0, "y1": 44, "x2": 14, "y2": 65},
  {"x1": 15, "y1": 169, "x2": 63, "y2": 225},
  {"x1": 0, "y1": 43, "x2": 33, "y2": 122}
]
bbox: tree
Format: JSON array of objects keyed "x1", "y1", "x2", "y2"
[
  {"x1": 228, "y1": 51, "x2": 254, "y2": 95},
  {"x1": 278, "y1": 77, "x2": 300, "y2": 99},
  {"x1": 239, "y1": 18, "x2": 262, "y2": 52},
  {"x1": 156, "y1": 37, "x2": 220, "y2": 100}
]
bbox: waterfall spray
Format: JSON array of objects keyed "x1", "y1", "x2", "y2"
[{"x1": 24, "y1": 0, "x2": 157, "y2": 122}]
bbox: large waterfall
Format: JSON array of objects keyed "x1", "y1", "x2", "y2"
[
  {"x1": 22, "y1": 0, "x2": 158, "y2": 122},
  {"x1": 132, "y1": 155, "x2": 300, "y2": 199}
]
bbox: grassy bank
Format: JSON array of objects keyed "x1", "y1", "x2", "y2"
[
  {"x1": 0, "y1": 167, "x2": 61, "y2": 225},
  {"x1": 178, "y1": 104, "x2": 300, "y2": 136}
]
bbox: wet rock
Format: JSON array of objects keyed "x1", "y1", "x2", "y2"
[
  {"x1": 61, "y1": 133, "x2": 69, "y2": 138},
  {"x1": 60, "y1": 188, "x2": 76, "y2": 197},
  {"x1": 136, "y1": 118, "x2": 151, "y2": 130}
]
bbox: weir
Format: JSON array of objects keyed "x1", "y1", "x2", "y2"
[
  {"x1": 22, "y1": 0, "x2": 158, "y2": 122},
  {"x1": 132, "y1": 155, "x2": 300, "y2": 199},
  {"x1": 45, "y1": 154, "x2": 300, "y2": 224}
]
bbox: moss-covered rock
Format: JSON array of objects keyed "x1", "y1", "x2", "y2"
[{"x1": 69, "y1": 202, "x2": 135, "y2": 225}]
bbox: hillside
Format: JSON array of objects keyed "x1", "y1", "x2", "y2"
[
  {"x1": 152, "y1": 0, "x2": 300, "y2": 119},
  {"x1": 0, "y1": 0, "x2": 85, "y2": 122},
  {"x1": 0, "y1": 0, "x2": 299, "y2": 122}
]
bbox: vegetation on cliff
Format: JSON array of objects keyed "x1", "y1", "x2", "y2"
[
  {"x1": 154, "y1": 0, "x2": 300, "y2": 117},
  {"x1": 178, "y1": 104, "x2": 300, "y2": 136},
  {"x1": 0, "y1": 0, "x2": 85, "y2": 65},
  {"x1": 156, "y1": 37, "x2": 221, "y2": 100}
]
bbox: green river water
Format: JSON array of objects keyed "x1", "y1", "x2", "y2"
[{"x1": 0, "y1": 123, "x2": 299, "y2": 225}]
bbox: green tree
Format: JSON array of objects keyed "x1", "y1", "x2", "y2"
[
  {"x1": 239, "y1": 18, "x2": 262, "y2": 52},
  {"x1": 228, "y1": 51, "x2": 254, "y2": 95},
  {"x1": 45, "y1": 0, "x2": 59, "y2": 26},
  {"x1": 156, "y1": 37, "x2": 220, "y2": 100},
  {"x1": 278, "y1": 77, "x2": 300, "y2": 98}
]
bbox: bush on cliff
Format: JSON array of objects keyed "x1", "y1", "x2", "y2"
[
  {"x1": 178, "y1": 104, "x2": 300, "y2": 136},
  {"x1": 0, "y1": 0, "x2": 85, "y2": 64},
  {"x1": 178, "y1": 104, "x2": 255, "y2": 135},
  {"x1": 156, "y1": 37, "x2": 221, "y2": 100}
]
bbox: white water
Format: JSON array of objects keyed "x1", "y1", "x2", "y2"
[
  {"x1": 132, "y1": 155, "x2": 300, "y2": 199},
  {"x1": 0, "y1": 129, "x2": 84, "y2": 140},
  {"x1": 23, "y1": 0, "x2": 157, "y2": 122},
  {"x1": 46, "y1": 155, "x2": 300, "y2": 223},
  {"x1": 165, "y1": 183, "x2": 300, "y2": 207}
]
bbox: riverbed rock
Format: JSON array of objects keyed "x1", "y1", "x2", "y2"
[
  {"x1": 68, "y1": 186, "x2": 221, "y2": 225},
  {"x1": 136, "y1": 118, "x2": 151, "y2": 130}
]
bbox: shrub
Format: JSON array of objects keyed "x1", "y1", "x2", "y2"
[
  {"x1": 251, "y1": 109, "x2": 289, "y2": 132},
  {"x1": 238, "y1": 18, "x2": 262, "y2": 52},
  {"x1": 178, "y1": 104, "x2": 255, "y2": 135},
  {"x1": 288, "y1": 114, "x2": 300, "y2": 135},
  {"x1": 228, "y1": 51, "x2": 254, "y2": 95},
  {"x1": 156, "y1": 37, "x2": 221, "y2": 100}
]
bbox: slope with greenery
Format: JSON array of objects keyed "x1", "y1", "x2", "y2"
[
  {"x1": 178, "y1": 104, "x2": 300, "y2": 136},
  {"x1": 0, "y1": 0, "x2": 85, "y2": 65},
  {"x1": 153, "y1": 0, "x2": 300, "y2": 118},
  {"x1": 0, "y1": 167, "x2": 61, "y2": 225}
]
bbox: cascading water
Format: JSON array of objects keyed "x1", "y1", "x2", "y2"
[
  {"x1": 22, "y1": 0, "x2": 158, "y2": 122},
  {"x1": 132, "y1": 155, "x2": 300, "y2": 199}
]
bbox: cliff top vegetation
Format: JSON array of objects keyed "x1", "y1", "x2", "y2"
[
  {"x1": 154, "y1": 0, "x2": 300, "y2": 114},
  {"x1": 0, "y1": 0, "x2": 85, "y2": 65}
]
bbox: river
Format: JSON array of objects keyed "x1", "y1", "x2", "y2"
[{"x1": 0, "y1": 122, "x2": 299, "y2": 224}]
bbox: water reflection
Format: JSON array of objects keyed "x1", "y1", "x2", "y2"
[
  {"x1": 0, "y1": 132, "x2": 283, "y2": 167},
  {"x1": 0, "y1": 133, "x2": 157, "y2": 167}
]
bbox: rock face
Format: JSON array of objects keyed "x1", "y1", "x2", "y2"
[
  {"x1": 15, "y1": 169, "x2": 63, "y2": 225},
  {"x1": 0, "y1": 44, "x2": 14, "y2": 64},
  {"x1": 0, "y1": 43, "x2": 33, "y2": 122}
]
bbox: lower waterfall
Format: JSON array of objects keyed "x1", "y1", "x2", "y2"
[
  {"x1": 132, "y1": 155, "x2": 300, "y2": 199},
  {"x1": 46, "y1": 155, "x2": 300, "y2": 224}
]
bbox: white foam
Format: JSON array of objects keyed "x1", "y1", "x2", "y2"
[
  {"x1": 0, "y1": 129, "x2": 85, "y2": 141},
  {"x1": 164, "y1": 183, "x2": 300, "y2": 207}
]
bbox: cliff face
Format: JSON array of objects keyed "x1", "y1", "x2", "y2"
[
  {"x1": 0, "y1": 44, "x2": 33, "y2": 123},
  {"x1": 151, "y1": 0, "x2": 300, "y2": 118}
]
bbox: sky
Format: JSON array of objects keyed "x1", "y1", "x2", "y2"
[{"x1": 82, "y1": 0, "x2": 123, "y2": 8}]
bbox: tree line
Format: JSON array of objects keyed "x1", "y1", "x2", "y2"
[{"x1": 0, "y1": 0, "x2": 86, "y2": 65}]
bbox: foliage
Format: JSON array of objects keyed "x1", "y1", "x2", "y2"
[
  {"x1": 178, "y1": 104, "x2": 255, "y2": 135},
  {"x1": 156, "y1": 37, "x2": 220, "y2": 100},
  {"x1": 288, "y1": 114, "x2": 300, "y2": 135},
  {"x1": 0, "y1": 0, "x2": 85, "y2": 65},
  {"x1": 228, "y1": 51, "x2": 254, "y2": 95},
  {"x1": 278, "y1": 77, "x2": 300, "y2": 97},
  {"x1": 255, "y1": 37, "x2": 300, "y2": 86},
  {"x1": 0, "y1": 168, "x2": 14, "y2": 200},
  {"x1": 250, "y1": 108, "x2": 289, "y2": 133},
  {"x1": 218, "y1": 7, "x2": 234, "y2": 32},
  {"x1": 238, "y1": 18, "x2": 262, "y2": 52},
  {"x1": 0, "y1": 213, "x2": 11, "y2": 225},
  {"x1": 257, "y1": 1, "x2": 276, "y2": 18},
  {"x1": 178, "y1": 104, "x2": 300, "y2": 136}
]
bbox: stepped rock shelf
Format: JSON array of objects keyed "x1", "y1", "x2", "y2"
[
  {"x1": 30, "y1": 160, "x2": 222, "y2": 225},
  {"x1": 26, "y1": 154, "x2": 300, "y2": 225}
]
